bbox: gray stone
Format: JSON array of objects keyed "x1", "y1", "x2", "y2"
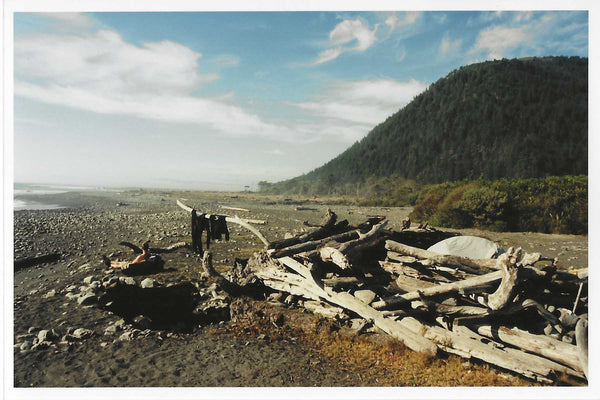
[
  {"x1": 20, "y1": 341, "x2": 32, "y2": 351},
  {"x1": 83, "y1": 276, "x2": 100, "y2": 285},
  {"x1": 353, "y1": 289, "x2": 377, "y2": 305},
  {"x1": 27, "y1": 326, "x2": 39, "y2": 334},
  {"x1": 44, "y1": 289, "x2": 56, "y2": 298},
  {"x1": 89, "y1": 281, "x2": 102, "y2": 291},
  {"x1": 120, "y1": 277, "x2": 136, "y2": 285},
  {"x1": 38, "y1": 329, "x2": 58, "y2": 342},
  {"x1": 118, "y1": 331, "x2": 136, "y2": 341},
  {"x1": 72, "y1": 328, "x2": 94, "y2": 340},
  {"x1": 140, "y1": 278, "x2": 157, "y2": 289},
  {"x1": 77, "y1": 293, "x2": 97, "y2": 306}
]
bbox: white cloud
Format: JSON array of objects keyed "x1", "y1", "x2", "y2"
[
  {"x1": 470, "y1": 25, "x2": 529, "y2": 59},
  {"x1": 385, "y1": 12, "x2": 422, "y2": 32},
  {"x1": 295, "y1": 78, "x2": 428, "y2": 130},
  {"x1": 14, "y1": 28, "x2": 312, "y2": 142},
  {"x1": 313, "y1": 18, "x2": 378, "y2": 64},
  {"x1": 37, "y1": 12, "x2": 97, "y2": 31},
  {"x1": 314, "y1": 47, "x2": 343, "y2": 65},
  {"x1": 439, "y1": 34, "x2": 461, "y2": 55}
]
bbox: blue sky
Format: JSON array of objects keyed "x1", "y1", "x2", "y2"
[{"x1": 11, "y1": 6, "x2": 590, "y2": 190}]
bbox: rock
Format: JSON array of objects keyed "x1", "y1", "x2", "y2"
[
  {"x1": 89, "y1": 281, "x2": 102, "y2": 291},
  {"x1": 133, "y1": 315, "x2": 153, "y2": 329},
  {"x1": 353, "y1": 289, "x2": 377, "y2": 305},
  {"x1": 77, "y1": 293, "x2": 97, "y2": 306},
  {"x1": 65, "y1": 285, "x2": 78, "y2": 292},
  {"x1": 44, "y1": 289, "x2": 56, "y2": 298},
  {"x1": 118, "y1": 331, "x2": 137, "y2": 341},
  {"x1": 38, "y1": 329, "x2": 59, "y2": 342},
  {"x1": 120, "y1": 277, "x2": 136, "y2": 285},
  {"x1": 20, "y1": 341, "x2": 32, "y2": 351},
  {"x1": 27, "y1": 326, "x2": 39, "y2": 334},
  {"x1": 83, "y1": 276, "x2": 101, "y2": 285},
  {"x1": 72, "y1": 328, "x2": 94, "y2": 340},
  {"x1": 140, "y1": 278, "x2": 157, "y2": 289},
  {"x1": 79, "y1": 263, "x2": 91, "y2": 271}
]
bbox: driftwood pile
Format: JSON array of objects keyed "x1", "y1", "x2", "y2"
[{"x1": 228, "y1": 210, "x2": 588, "y2": 384}]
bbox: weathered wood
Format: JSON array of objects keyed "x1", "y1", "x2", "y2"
[
  {"x1": 318, "y1": 221, "x2": 388, "y2": 268},
  {"x1": 486, "y1": 251, "x2": 520, "y2": 310},
  {"x1": 14, "y1": 253, "x2": 61, "y2": 271},
  {"x1": 385, "y1": 240, "x2": 498, "y2": 274},
  {"x1": 278, "y1": 256, "x2": 438, "y2": 355},
  {"x1": 575, "y1": 318, "x2": 588, "y2": 378},
  {"x1": 372, "y1": 270, "x2": 504, "y2": 309},
  {"x1": 218, "y1": 205, "x2": 250, "y2": 212},
  {"x1": 303, "y1": 300, "x2": 348, "y2": 320},
  {"x1": 268, "y1": 209, "x2": 339, "y2": 250},
  {"x1": 319, "y1": 247, "x2": 350, "y2": 269},
  {"x1": 176, "y1": 199, "x2": 270, "y2": 247},
  {"x1": 270, "y1": 229, "x2": 361, "y2": 258},
  {"x1": 469, "y1": 324, "x2": 582, "y2": 372}
]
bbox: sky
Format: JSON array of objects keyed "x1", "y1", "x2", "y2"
[{"x1": 9, "y1": 4, "x2": 591, "y2": 191}]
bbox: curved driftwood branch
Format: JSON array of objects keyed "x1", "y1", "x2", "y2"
[
  {"x1": 177, "y1": 199, "x2": 269, "y2": 247},
  {"x1": 119, "y1": 241, "x2": 188, "y2": 254}
]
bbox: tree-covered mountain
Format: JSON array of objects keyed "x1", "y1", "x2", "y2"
[{"x1": 271, "y1": 56, "x2": 587, "y2": 192}]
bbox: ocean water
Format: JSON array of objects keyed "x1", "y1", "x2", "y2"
[
  {"x1": 13, "y1": 198, "x2": 66, "y2": 211},
  {"x1": 13, "y1": 184, "x2": 73, "y2": 211}
]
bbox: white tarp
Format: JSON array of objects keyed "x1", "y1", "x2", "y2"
[{"x1": 427, "y1": 236, "x2": 505, "y2": 259}]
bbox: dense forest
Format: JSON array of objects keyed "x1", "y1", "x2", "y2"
[
  {"x1": 257, "y1": 57, "x2": 588, "y2": 234},
  {"x1": 261, "y1": 56, "x2": 587, "y2": 196}
]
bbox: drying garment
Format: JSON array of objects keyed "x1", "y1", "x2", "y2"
[
  {"x1": 210, "y1": 215, "x2": 230, "y2": 241},
  {"x1": 191, "y1": 209, "x2": 210, "y2": 253}
]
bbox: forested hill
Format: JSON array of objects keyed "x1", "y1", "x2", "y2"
[{"x1": 299, "y1": 56, "x2": 588, "y2": 187}]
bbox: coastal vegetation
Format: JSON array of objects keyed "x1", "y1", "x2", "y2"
[{"x1": 258, "y1": 57, "x2": 588, "y2": 235}]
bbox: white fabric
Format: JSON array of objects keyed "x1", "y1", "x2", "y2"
[{"x1": 427, "y1": 236, "x2": 504, "y2": 259}]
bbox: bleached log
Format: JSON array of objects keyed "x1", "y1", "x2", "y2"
[
  {"x1": 575, "y1": 318, "x2": 588, "y2": 378},
  {"x1": 270, "y1": 229, "x2": 361, "y2": 258},
  {"x1": 469, "y1": 324, "x2": 582, "y2": 372},
  {"x1": 303, "y1": 300, "x2": 348, "y2": 320},
  {"x1": 269, "y1": 209, "x2": 339, "y2": 250},
  {"x1": 385, "y1": 240, "x2": 498, "y2": 274},
  {"x1": 176, "y1": 199, "x2": 270, "y2": 247},
  {"x1": 336, "y1": 220, "x2": 388, "y2": 253},
  {"x1": 319, "y1": 246, "x2": 350, "y2": 269},
  {"x1": 486, "y1": 251, "x2": 520, "y2": 310},
  {"x1": 394, "y1": 274, "x2": 437, "y2": 293},
  {"x1": 277, "y1": 256, "x2": 438, "y2": 356},
  {"x1": 372, "y1": 270, "x2": 504, "y2": 309},
  {"x1": 218, "y1": 205, "x2": 250, "y2": 212},
  {"x1": 317, "y1": 221, "x2": 388, "y2": 268}
]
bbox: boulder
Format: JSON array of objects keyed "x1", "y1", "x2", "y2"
[
  {"x1": 77, "y1": 293, "x2": 98, "y2": 306},
  {"x1": 427, "y1": 236, "x2": 505, "y2": 259}
]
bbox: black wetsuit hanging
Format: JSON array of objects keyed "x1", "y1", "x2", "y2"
[{"x1": 191, "y1": 209, "x2": 209, "y2": 253}]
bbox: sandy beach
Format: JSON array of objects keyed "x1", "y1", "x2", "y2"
[{"x1": 10, "y1": 188, "x2": 588, "y2": 390}]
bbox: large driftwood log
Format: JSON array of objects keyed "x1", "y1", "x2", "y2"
[
  {"x1": 268, "y1": 209, "x2": 338, "y2": 250},
  {"x1": 372, "y1": 270, "x2": 504, "y2": 309},
  {"x1": 575, "y1": 318, "x2": 588, "y2": 378},
  {"x1": 469, "y1": 324, "x2": 582, "y2": 372},
  {"x1": 277, "y1": 256, "x2": 438, "y2": 355},
  {"x1": 385, "y1": 240, "x2": 498, "y2": 274},
  {"x1": 270, "y1": 229, "x2": 361, "y2": 258},
  {"x1": 486, "y1": 250, "x2": 520, "y2": 310},
  {"x1": 177, "y1": 199, "x2": 269, "y2": 247},
  {"x1": 318, "y1": 220, "x2": 388, "y2": 269}
]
